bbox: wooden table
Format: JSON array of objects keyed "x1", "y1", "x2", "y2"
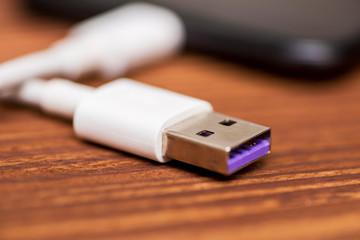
[{"x1": 1, "y1": 1, "x2": 360, "y2": 239}]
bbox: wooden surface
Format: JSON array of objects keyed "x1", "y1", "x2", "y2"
[{"x1": 1, "y1": 1, "x2": 360, "y2": 239}]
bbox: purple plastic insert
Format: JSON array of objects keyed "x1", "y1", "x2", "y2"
[{"x1": 228, "y1": 137, "x2": 270, "y2": 173}]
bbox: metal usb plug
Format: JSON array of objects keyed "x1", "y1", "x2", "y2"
[{"x1": 163, "y1": 112, "x2": 271, "y2": 175}]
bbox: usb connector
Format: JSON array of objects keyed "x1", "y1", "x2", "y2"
[
  {"x1": 164, "y1": 112, "x2": 270, "y2": 175},
  {"x1": 11, "y1": 78, "x2": 271, "y2": 175}
]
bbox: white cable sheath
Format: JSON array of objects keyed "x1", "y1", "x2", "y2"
[
  {"x1": 15, "y1": 78, "x2": 94, "y2": 119},
  {"x1": 13, "y1": 78, "x2": 213, "y2": 162},
  {"x1": 0, "y1": 2, "x2": 185, "y2": 90}
]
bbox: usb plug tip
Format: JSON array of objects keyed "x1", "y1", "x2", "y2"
[{"x1": 163, "y1": 112, "x2": 271, "y2": 175}]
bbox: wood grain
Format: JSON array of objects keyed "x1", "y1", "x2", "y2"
[{"x1": 1, "y1": 1, "x2": 360, "y2": 239}]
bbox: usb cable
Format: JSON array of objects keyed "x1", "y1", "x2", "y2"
[
  {"x1": 0, "y1": 2, "x2": 184, "y2": 90},
  {"x1": 11, "y1": 78, "x2": 271, "y2": 175}
]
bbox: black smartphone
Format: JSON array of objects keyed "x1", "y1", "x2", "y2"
[{"x1": 26, "y1": 0, "x2": 360, "y2": 77}]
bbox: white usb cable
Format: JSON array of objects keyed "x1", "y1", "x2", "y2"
[
  {"x1": 0, "y1": 2, "x2": 184, "y2": 90},
  {"x1": 11, "y1": 78, "x2": 271, "y2": 175}
]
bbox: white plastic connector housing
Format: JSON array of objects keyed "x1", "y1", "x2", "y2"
[
  {"x1": 73, "y1": 80, "x2": 212, "y2": 162},
  {"x1": 0, "y1": 2, "x2": 184, "y2": 90}
]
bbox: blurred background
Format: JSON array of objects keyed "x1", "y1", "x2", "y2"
[{"x1": 26, "y1": 0, "x2": 360, "y2": 78}]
